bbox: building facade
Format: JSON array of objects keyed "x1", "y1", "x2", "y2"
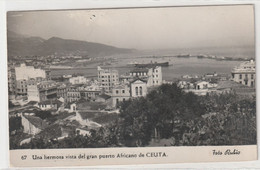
[
  {"x1": 231, "y1": 60, "x2": 256, "y2": 87},
  {"x1": 130, "y1": 78, "x2": 148, "y2": 98},
  {"x1": 67, "y1": 86, "x2": 81, "y2": 103},
  {"x1": 129, "y1": 66, "x2": 162, "y2": 87},
  {"x1": 8, "y1": 65, "x2": 16, "y2": 96},
  {"x1": 27, "y1": 80, "x2": 58, "y2": 102},
  {"x1": 16, "y1": 79, "x2": 27, "y2": 96},
  {"x1": 97, "y1": 66, "x2": 119, "y2": 91},
  {"x1": 14, "y1": 64, "x2": 49, "y2": 96},
  {"x1": 111, "y1": 84, "x2": 131, "y2": 107}
]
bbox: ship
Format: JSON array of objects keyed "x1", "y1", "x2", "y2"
[
  {"x1": 176, "y1": 54, "x2": 191, "y2": 58},
  {"x1": 134, "y1": 61, "x2": 170, "y2": 68}
]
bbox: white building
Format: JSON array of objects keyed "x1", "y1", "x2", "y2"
[
  {"x1": 231, "y1": 60, "x2": 256, "y2": 87},
  {"x1": 130, "y1": 78, "x2": 148, "y2": 98},
  {"x1": 97, "y1": 66, "x2": 119, "y2": 91},
  {"x1": 129, "y1": 66, "x2": 162, "y2": 87},
  {"x1": 15, "y1": 63, "x2": 46, "y2": 81},
  {"x1": 14, "y1": 64, "x2": 48, "y2": 95},
  {"x1": 69, "y1": 76, "x2": 87, "y2": 85}
]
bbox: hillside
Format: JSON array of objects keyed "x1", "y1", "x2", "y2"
[{"x1": 7, "y1": 30, "x2": 133, "y2": 57}]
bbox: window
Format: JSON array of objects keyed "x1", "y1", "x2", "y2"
[
  {"x1": 139, "y1": 86, "x2": 142, "y2": 96},
  {"x1": 116, "y1": 90, "x2": 119, "y2": 94},
  {"x1": 122, "y1": 90, "x2": 125, "y2": 93},
  {"x1": 239, "y1": 74, "x2": 242, "y2": 79},
  {"x1": 156, "y1": 75, "x2": 158, "y2": 77},
  {"x1": 251, "y1": 74, "x2": 254, "y2": 79},
  {"x1": 135, "y1": 87, "x2": 138, "y2": 96},
  {"x1": 251, "y1": 81, "x2": 254, "y2": 87},
  {"x1": 116, "y1": 98, "x2": 119, "y2": 104},
  {"x1": 123, "y1": 98, "x2": 125, "y2": 102},
  {"x1": 245, "y1": 81, "x2": 248, "y2": 85}
]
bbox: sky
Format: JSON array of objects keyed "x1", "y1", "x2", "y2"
[{"x1": 7, "y1": 5, "x2": 255, "y2": 50}]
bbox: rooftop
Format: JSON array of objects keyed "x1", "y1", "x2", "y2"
[
  {"x1": 130, "y1": 68, "x2": 149, "y2": 73},
  {"x1": 130, "y1": 77, "x2": 147, "y2": 84},
  {"x1": 97, "y1": 94, "x2": 111, "y2": 100},
  {"x1": 23, "y1": 114, "x2": 48, "y2": 130}
]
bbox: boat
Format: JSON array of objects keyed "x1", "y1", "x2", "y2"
[
  {"x1": 134, "y1": 61, "x2": 169, "y2": 68},
  {"x1": 176, "y1": 54, "x2": 191, "y2": 58}
]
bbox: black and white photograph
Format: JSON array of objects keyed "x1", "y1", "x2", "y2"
[{"x1": 6, "y1": 4, "x2": 257, "y2": 166}]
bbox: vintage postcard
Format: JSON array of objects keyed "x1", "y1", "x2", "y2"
[{"x1": 7, "y1": 5, "x2": 257, "y2": 167}]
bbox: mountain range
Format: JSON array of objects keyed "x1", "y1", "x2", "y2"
[{"x1": 7, "y1": 30, "x2": 133, "y2": 57}]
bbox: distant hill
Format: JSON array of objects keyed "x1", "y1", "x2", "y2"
[{"x1": 7, "y1": 30, "x2": 133, "y2": 57}]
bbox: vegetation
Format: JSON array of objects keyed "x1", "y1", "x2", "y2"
[
  {"x1": 9, "y1": 116, "x2": 22, "y2": 133},
  {"x1": 10, "y1": 83, "x2": 256, "y2": 149}
]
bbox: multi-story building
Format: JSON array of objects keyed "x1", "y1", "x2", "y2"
[
  {"x1": 81, "y1": 90, "x2": 102, "y2": 101},
  {"x1": 111, "y1": 84, "x2": 131, "y2": 107},
  {"x1": 97, "y1": 66, "x2": 119, "y2": 92},
  {"x1": 67, "y1": 86, "x2": 81, "y2": 103},
  {"x1": 16, "y1": 79, "x2": 27, "y2": 96},
  {"x1": 27, "y1": 80, "x2": 58, "y2": 102},
  {"x1": 15, "y1": 63, "x2": 46, "y2": 81},
  {"x1": 57, "y1": 83, "x2": 69, "y2": 101},
  {"x1": 8, "y1": 65, "x2": 16, "y2": 96},
  {"x1": 231, "y1": 60, "x2": 256, "y2": 87},
  {"x1": 16, "y1": 77, "x2": 46, "y2": 96},
  {"x1": 14, "y1": 64, "x2": 49, "y2": 95},
  {"x1": 129, "y1": 66, "x2": 162, "y2": 87}
]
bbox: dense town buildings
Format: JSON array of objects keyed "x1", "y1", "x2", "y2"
[{"x1": 8, "y1": 57, "x2": 256, "y2": 148}]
